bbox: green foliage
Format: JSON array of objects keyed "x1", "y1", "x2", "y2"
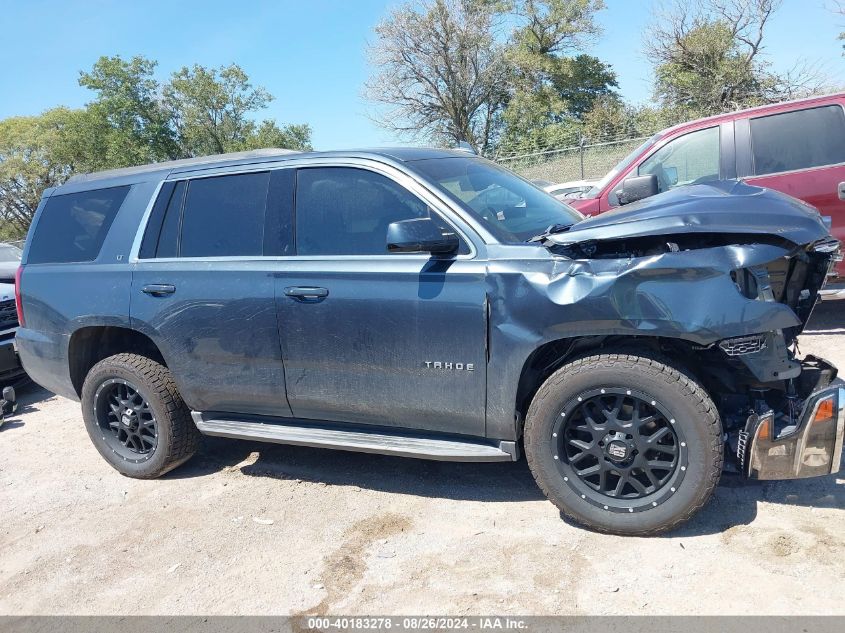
[
  {"x1": 551, "y1": 54, "x2": 618, "y2": 119},
  {"x1": 652, "y1": 20, "x2": 766, "y2": 115},
  {"x1": 581, "y1": 95, "x2": 635, "y2": 141},
  {"x1": 0, "y1": 55, "x2": 312, "y2": 235},
  {"x1": 499, "y1": 0, "x2": 615, "y2": 154},
  {"x1": 582, "y1": 97, "x2": 702, "y2": 142},
  {"x1": 365, "y1": 0, "x2": 510, "y2": 153},
  {"x1": 164, "y1": 64, "x2": 310, "y2": 156},
  {"x1": 79, "y1": 55, "x2": 180, "y2": 166},
  {"x1": 498, "y1": 90, "x2": 583, "y2": 155},
  {"x1": 647, "y1": 0, "x2": 826, "y2": 116},
  {"x1": 0, "y1": 108, "x2": 81, "y2": 237},
  {"x1": 510, "y1": 0, "x2": 605, "y2": 56},
  {"x1": 366, "y1": 0, "x2": 615, "y2": 155}
]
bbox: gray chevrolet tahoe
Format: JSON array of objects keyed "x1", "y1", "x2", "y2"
[{"x1": 15, "y1": 147, "x2": 844, "y2": 535}]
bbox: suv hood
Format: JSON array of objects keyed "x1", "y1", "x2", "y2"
[{"x1": 548, "y1": 180, "x2": 830, "y2": 248}]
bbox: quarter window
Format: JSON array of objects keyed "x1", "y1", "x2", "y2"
[
  {"x1": 28, "y1": 186, "x2": 130, "y2": 264},
  {"x1": 155, "y1": 180, "x2": 185, "y2": 259},
  {"x1": 750, "y1": 105, "x2": 845, "y2": 176},
  {"x1": 295, "y1": 167, "x2": 464, "y2": 256},
  {"x1": 637, "y1": 126, "x2": 720, "y2": 193},
  {"x1": 139, "y1": 181, "x2": 183, "y2": 259}
]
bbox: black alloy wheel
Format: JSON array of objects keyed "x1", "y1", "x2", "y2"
[
  {"x1": 553, "y1": 387, "x2": 686, "y2": 513},
  {"x1": 93, "y1": 378, "x2": 158, "y2": 463},
  {"x1": 524, "y1": 352, "x2": 723, "y2": 535},
  {"x1": 82, "y1": 353, "x2": 200, "y2": 478}
]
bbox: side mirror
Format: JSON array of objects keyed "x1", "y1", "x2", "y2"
[
  {"x1": 386, "y1": 218, "x2": 459, "y2": 255},
  {"x1": 618, "y1": 174, "x2": 659, "y2": 205}
]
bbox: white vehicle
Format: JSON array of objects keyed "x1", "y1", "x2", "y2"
[{"x1": 544, "y1": 179, "x2": 598, "y2": 200}]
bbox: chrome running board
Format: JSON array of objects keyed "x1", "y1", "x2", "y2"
[{"x1": 192, "y1": 412, "x2": 518, "y2": 462}]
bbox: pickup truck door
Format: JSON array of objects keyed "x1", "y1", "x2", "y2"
[
  {"x1": 273, "y1": 163, "x2": 488, "y2": 437},
  {"x1": 736, "y1": 104, "x2": 845, "y2": 279}
]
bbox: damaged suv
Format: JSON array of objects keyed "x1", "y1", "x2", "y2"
[{"x1": 16, "y1": 148, "x2": 843, "y2": 535}]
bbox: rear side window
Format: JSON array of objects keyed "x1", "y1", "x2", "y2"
[
  {"x1": 28, "y1": 186, "x2": 130, "y2": 264},
  {"x1": 750, "y1": 105, "x2": 845, "y2": 176},
  {"x1": 180, "y1": 172, "x2": 270, "y2": 258}
]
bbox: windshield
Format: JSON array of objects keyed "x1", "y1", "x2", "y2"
[
  {"x1": 0, "y1": 243, "x2": 21, "y2": 262},
  {"x1": 410, "y1": 156, "x2": 582, "y2": 243},
  {"x1": 584, "y1": 133, "x2": 662, "y2": 198}
]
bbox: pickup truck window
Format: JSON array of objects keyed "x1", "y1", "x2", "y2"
[
  {"x1": 750, "y1": 105, "x2": 845, "y2": 175},
  {"x1": 294, "y1": 167, "x2": 464, "y2": 256},
  {"x1": 637, "y1": 126, "x2": 720, "y2": 193},
  {"x1": 410, "y1": 156, "x2": 581, "y2": 243},
  {"x1": 28, "y1": 185, "x2": 130, "y2": 264},
  {"x1": 585, "y1": 134, "x2": 661, "y2": 199}
]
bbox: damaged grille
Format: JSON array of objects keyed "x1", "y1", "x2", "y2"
[{"x1": 719, "y1": 334, "x2": 767, "y2": 356}]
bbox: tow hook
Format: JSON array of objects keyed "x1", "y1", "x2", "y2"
[{"x1": 0, "y1": 386, "x2": 16, "y2": 427}]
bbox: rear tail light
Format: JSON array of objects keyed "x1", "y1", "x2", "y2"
[{"x1": 14, "y1": 265, "x2": 24, "y2": 327}]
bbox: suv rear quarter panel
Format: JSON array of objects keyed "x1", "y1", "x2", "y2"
[{"x1": 17, "y1": 179, "x2": 161, "y2": 400}]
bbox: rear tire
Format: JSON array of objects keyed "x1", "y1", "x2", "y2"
[
  {"x1": 524, "y1": 352, "x2": 722, "y2": 535},
  {"x1": 81, "y1": 353, "x2": 199, "y2": 478}
]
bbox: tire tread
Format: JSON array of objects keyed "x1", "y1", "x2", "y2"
[
  {"x1": 525, "y1": 352, "x2": 723, "y2": 536},
  {"x1": 83, "y1": 353, "x2": 199, "y2": 478}
]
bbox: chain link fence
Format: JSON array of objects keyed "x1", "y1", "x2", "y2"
[{"x1": 496, "y1": 136, "x2": 648, "y2": 184}]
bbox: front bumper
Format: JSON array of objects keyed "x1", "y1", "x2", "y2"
[{"x1": 743, "y1": 385, "x2": 844, "y2": 479}]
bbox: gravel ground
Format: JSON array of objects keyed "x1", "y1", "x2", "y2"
[{"x1": 0, "y1": 303, "x2": 843, "y2": 616}]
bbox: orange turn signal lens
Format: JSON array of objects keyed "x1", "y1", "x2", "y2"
[
  {"x1": 757, "y1": 415, "x2": 771, "y2": 441},
  {"x1": 813, "y1": 397, "x2": 836, "y2": 425}
]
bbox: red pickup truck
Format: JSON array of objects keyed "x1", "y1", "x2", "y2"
[{"x1": 567, "y1": 94, "x2": 845, "y2": 297}]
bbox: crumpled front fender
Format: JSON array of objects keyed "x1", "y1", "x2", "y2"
[{"x1": 484, "y1": 243, "x2": 802, "y2": 440}]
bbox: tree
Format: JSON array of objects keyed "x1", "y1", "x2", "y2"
[
  {"x1": 79, "y1": 55, "x2": 180, "y2": 167},
  {"x1": 366, "y1": 0, "x2": 614, "y2": 154},
  {"x1": 497, "y1": 91, "x2": 583, "y2": 154},
  {"x1": 496, "y1": 1, "x2": 614, "y2": 154},
  {"x1": 365, "y1": 0, "x2": 510, "y2": 153},
  {"x1": 646, "y1": 0, "x2": 827, "y2": 115},
  {"x1": 551, "y1": 54, "x2": 618, "y2": 119},
  {"x1": 0, "y1": 55, "x2": 313, "y2": 236},
  {"x1": 0, "y1": 109, "x2": 80, "y2": 237},
  {"x1": 581, "y1": 95, "x2": 635, "y2": 141},
  {"x1": 163, "y1": 63, "x2": 311, "y2": 155}
]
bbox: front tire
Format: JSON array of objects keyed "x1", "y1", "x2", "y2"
[
  {"x1": 81, "y1": 353, "x2": 200, "y2": 478},
  {"x1": 524, "y1": 352, "x2": 722, "y2": 535}
]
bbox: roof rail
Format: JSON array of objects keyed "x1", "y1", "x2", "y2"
[{"x1": 66, "y1": 148, "x2": 301, "y2": 184}]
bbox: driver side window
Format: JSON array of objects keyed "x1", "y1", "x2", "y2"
[
  {"x1": 637, "y1": 126, "x2": 720, "y2": 193},
  {"x1": 295, "y1": 167, "x2": 467, "y2": 256}
]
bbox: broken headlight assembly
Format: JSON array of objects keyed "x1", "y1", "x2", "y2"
[{"x1": 739, "y1": 386, "x2": 844, "y2": 479}]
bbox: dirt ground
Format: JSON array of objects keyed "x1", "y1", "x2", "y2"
[{"x1": 1, "y1": 303, "x2": 843, "y2": 616}]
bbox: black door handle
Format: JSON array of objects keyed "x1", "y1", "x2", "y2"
[
  {"x1": 284, "y1": 286, "x2": 328, "y2": 301},
  {"x1": 142, "y1": 284, "x2": 176, "y2": 296}
]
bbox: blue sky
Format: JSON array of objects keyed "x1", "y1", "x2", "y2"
[{"x1": 0, "y1": 0, "x2": 842, "y2": 149}]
